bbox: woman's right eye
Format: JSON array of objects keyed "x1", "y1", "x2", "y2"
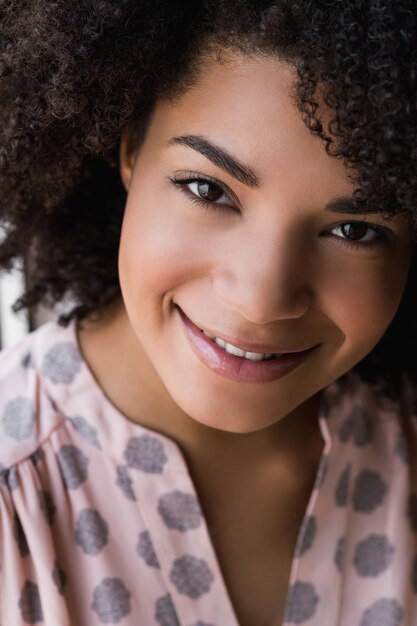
[{"x1": 170, "y1": 175, "x2": 237, "y2": 211}]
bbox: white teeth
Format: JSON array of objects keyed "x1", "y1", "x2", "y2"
[
  {"x1": 245, "y1": 350, "x2": 270, "y2": 361},
  {"x1": 201, "y1": 328, "x2": 282, "y2": 360},
  {"x1": 217, "y1": 339, "x2": 275, "y2": 360},
  {"x1": 214, "y1": 337, "x2": 276, "y2": 360},
  {"x1": 222, "y1": 341, "x2": 247, "y2": 358}
]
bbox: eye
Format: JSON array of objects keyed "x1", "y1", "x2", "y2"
[
  {"x1": 328, "y1": 221, "x2": 393, "y2": 250},
  {"x1": 170, "y1": 174, "x2": 237, "y2": 211},
  {"x1": 188, "y1": 180, "x2": 229, "y2": 204}
]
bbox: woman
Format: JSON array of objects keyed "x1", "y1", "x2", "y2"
[{"x1": 0, "y1": 1, "x2": 416, "y2": 624}]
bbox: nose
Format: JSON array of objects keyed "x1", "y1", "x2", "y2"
[{"x1": 213, "y1": 222, "x2": 312, "y2": 325}]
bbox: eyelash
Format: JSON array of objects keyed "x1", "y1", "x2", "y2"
[{"x1": 169, "y1": 174, "x2": 393, "y2": 250}]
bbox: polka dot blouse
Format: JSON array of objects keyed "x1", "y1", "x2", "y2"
[{"x1": 1, "y1": 318, "x2": 417, "y2": 625}]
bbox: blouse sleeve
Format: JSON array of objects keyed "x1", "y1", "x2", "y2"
[{"x1": 0, "y1": 455, "x2": 71, "y2": 625}]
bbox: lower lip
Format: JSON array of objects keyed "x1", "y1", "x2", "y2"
[{"x1": 177, "y1": 306, "x2": 318, "y2": 383}]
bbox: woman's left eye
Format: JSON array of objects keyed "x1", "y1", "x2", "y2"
[{"x1": 327, "y1": 222, "x2": 392, "y2": 249}]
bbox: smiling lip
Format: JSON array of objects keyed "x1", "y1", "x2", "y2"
[
  {"x1": 175, "y1": 305, "x2": 316, "y2": 354},
  {"x1": 176, "y1": 306, "x2": 319, "y2": 383}
]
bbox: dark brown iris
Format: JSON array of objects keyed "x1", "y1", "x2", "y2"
[
  {"x1": 197, "y1": 181, "x2": 223, "y2": 201},
  {"x1": 343, "y1": 223, "x2": 368, "y2": 240}
]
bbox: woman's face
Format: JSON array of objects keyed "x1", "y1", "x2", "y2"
[{"x1": 118, "y1": 52, "x2": 415, "y2": 434}]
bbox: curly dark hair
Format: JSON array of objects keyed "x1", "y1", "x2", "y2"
[{"x1": 1, "y1": 0, "x2": 417, "y2": 401}]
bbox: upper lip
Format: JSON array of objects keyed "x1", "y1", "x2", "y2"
[{"x1": 179, "y1": 307, "x2": 319, "y2": 354}]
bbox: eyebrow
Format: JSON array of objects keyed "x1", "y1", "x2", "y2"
[
  {"x1": 168, "y1": 134, "x2": 383, "y2": 217},
  {"x1": 168, "y1": 134, "x2": 260, "y2": 188},
  {"x1": 324, "y1": 197, "x2": 384, "y2": 216}
]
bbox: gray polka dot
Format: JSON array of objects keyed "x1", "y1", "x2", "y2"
[
  {"x1": 411, "y1": 555, "x2": 417, "y2": 593},
  {"x1": 13, "y1": 512, "x2": 29, "y2": 557},
  {"x1": 74, "y1": 508, "x2": 109, "y2": 555},
  {"x1": 2, "y1": 396, "x2": 35, "y2": 441},
  {"x1": 360, "y1": 598, "x2": 404, "y2": 626},
  {"x1": 38, "y1": 490, "x2": 56, "y2": 526},
  {"x1": 137, "y1": 530, "x2": 160, "y2": 568},
  {"x1": 123, "y1": 435, "x2": 168, "y2": 474},
  {"x1": 56, "y1": 444, "x2": 89, "y2": 489},
  {"x1": 353, "y1": 469, "x2": 387, "y2": 513},
  {"x1": 294, "y1": 515, "x2": 316, "y2": 558},
  {"x1": 394, "y1": 430, "x2": 409, "y2": 464},
  {"x1": 334, "y1": 463, "x2": 351, "y2": 506},
  {"x1": 18, "y1": 580, "x2": 44, "y2": 623},
  {"x1": 21, "y1": 351, "x2": 34, "y2": 369},
  {"x1": 313, "y1": 454, "x2": 328, "y2": 490},
  {"x1": 334, "y1": 536, "x2": 345, "y2": 573},
  {"x1": 154, "y1": 594, "x2": 180, "y2": 626},
  {"x1": 170, "y1": 555, "x2": 214, "y2": 599},
  {"x1": 30, "y1": 448, "x2": 44, "y2": 466},
  {"x1": 42, "y1": 342, "x2": 82, "y2": 384},
  {"x1": 158, "y1": 491, "x2": 202, "y2": 532},
  {"x1": 52, "y1": 560, "x2": 67, "y2": 595},
  {"x1": 91, "y1": 577, "x2": 131, "y2": 623},
  {"x1": 407, "y1": 494, "x2": 417, "y2": 532},
  {"x1": 338, "y1": 415, "x2": 354, "y2": 442},
  {"x1": 353, "y1": 534, "x2": 394, "y2": 577},
  {"x1": 69, "y1": 416, "x2": 102, "y2": 449},
  {"x1": 352, "y1": 408, "x2": 374, "y2": 446},
  {"x1": 115, "y1": 465, "x2": 136, "y2": 501},
  {"x1": 0, "y1": 462, "x2": 7, "y2": 485},
  {"x1": 284, "y1": 580, "x2": 319, "y2": 623},
  {"x1": 338, "y1": 406, "x2": 373, "y2": 446},
  {"x1": 5, "y1": 466, "x2": 19, "y2": 490}
]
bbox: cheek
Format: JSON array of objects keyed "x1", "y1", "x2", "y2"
[
  {"x1": 118, "y1": 184, "x2": 206, "y2": 311},
  {"x1": 322, "y1": 251, "x2": 411, "y2": 360}
]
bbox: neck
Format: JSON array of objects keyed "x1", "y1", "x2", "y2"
[{"x1": 76, "y1": 299, "x2": 325, "y2": 475}]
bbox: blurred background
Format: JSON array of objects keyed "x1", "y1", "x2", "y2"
[{"x1": 0, "y1": 266, "x2": 53, "y2": 349}]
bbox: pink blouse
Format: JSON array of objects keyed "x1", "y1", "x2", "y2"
[{"x1": 0, "y1": 317, "x2": 417, "y2": 625}]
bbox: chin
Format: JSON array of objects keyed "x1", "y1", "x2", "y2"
[{"x1": 189, "y1": 411, "x2": 274, "y2": 434}]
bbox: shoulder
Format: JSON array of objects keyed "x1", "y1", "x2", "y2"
[
  {"x1": 340, "y1": 368, "x2": 417, "y2": 413},
  {"x1": 0, "y1": 320, "x2": 70, "y2": 470}
]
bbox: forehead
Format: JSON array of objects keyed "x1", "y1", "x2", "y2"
[{"x1": 149, "y1": 52, "x2": 356, "y2": 200}]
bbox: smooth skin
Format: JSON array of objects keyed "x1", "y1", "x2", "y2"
[{"x1": 77, "y1": 52, "x2": 416, "y2": 626}]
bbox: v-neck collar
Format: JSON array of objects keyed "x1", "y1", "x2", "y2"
[{"x1": 32, "y1": 317, "x2": 353, "y2": 625}]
